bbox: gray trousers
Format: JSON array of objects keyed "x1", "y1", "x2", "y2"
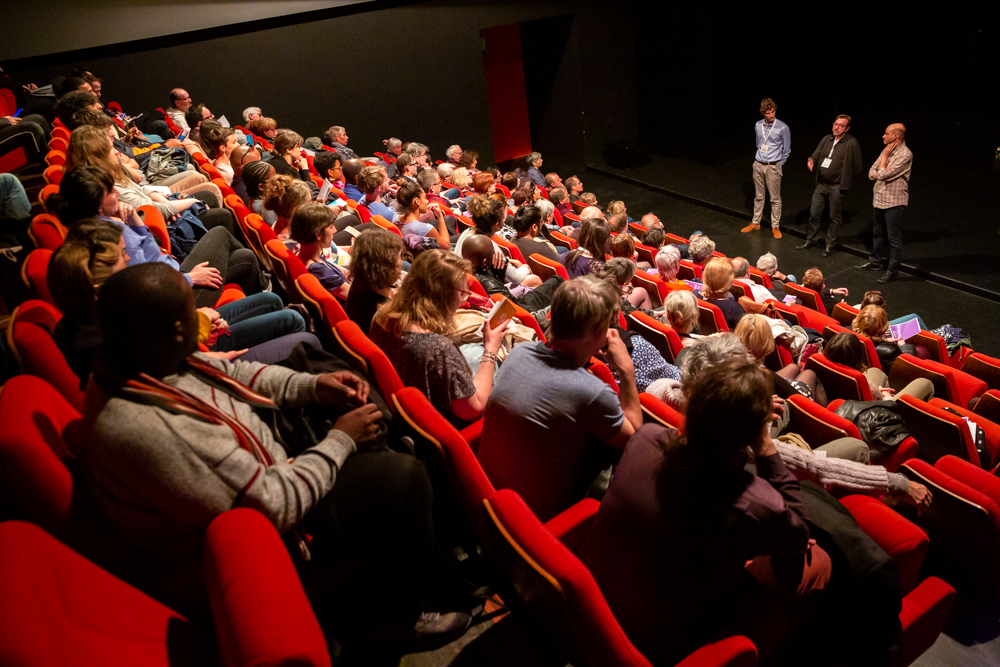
[
  {"x1": 806, "y1": 183, "x2": 845, "y2": 248},
  {"x1": 751, "y1": 161, "x2": 782, "y2": 228}
]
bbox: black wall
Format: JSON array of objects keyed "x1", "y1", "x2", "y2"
[{"x1": 5, "y1": 0, "x2": 637, "y2": 169}]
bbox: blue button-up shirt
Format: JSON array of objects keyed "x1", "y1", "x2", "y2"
[
  {"x1": 103, "y1": 216, "x2": 191, "y2": 284},
  {"x1": 754, "y1": 119, "x2": 791, "y2": 165}
]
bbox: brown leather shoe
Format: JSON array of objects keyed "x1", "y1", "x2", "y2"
[
  {"x1": 772, "y1": 228, "x2": 782, "y2": 239},
  {"x1": 741, "y1": 224, "x2": 760, "y2": 233}
]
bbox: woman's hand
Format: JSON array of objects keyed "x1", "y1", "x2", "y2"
[
  {"x1": 508, "y1": 259, "x2": 523, "y2": 269},
  {"x1": 482, "y1": 318, "x2": 511, "y2": 354},
  {"x1": 879, "y1": 386, "x2": 896, "y2": 399},
  {"x1": 204, "y1": 349, "x2": 248, "y2": 361},
  {"x1": 296, "y1": 156, "x2": 308, "y2": 170},
  {"x1": 189, "y1": 262, "x2": 223, "y2": 288},
  {"x1": 491, "y1": 250, "x2": 506, "y2": 269}
]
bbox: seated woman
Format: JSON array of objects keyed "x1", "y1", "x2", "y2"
[
  {"x1": 50, "y1": 166, "x2": 264, "y2": 307},
  {"x1": 651, "y1": 245, "x2": 693, "y2": 291},
  {"x1": 450, "y1": 167, "x2": 472, "y2": 197},
  {"x1": 471, "y1": 171, "x2": 496, "y2": 197},
  {"x1": 852, "y1": 305, "x2": 916, "y2": 374},
  {"x1": 524, "y1": 152, "x2": 545, "y2": 187},
  {"x1": 268, "y1": 129, "x2": 311, "y2": 182},
  {"x1": 243, "y1": 160, "x2": 277, "y2": 222},
  {"x1": 578, "y1": 356, "x2": 831, "y2": 666},
  {"x1": 262, "y1": 174, "x2": 310, "y2": 239},
  {"x1": 661, "y1": 289, "x2": 701, "y2": 347},
  {"x1": 559, "y1": 217, "x2": 609, "y2": 279},
  {"x1": 346, "y1": 228, "x2": 406, "y2": 333},
  {"x1": 289, "y1": 203, "x2": 350, "y2": 300},
  {"x1": 605, "y1": 199, "x2": 632, "y2": 224},
  {"x1": 736, "y1": 313, "x2": 827, "y2": 405},
  {"x1": 394, "y1": 180, "x2": 452, "y2": 248},
  {"x1": 602, "y1": 252, "x2": 652, "y2": 313},
  {"x1": 66, "y1": 125, "x2": 238, "y2": 238},
  {"x1": 856, "y1": 289, "x2": 929, "y2": 333},
  {"x1": 458, "y1": 149, "x2": 479, "y2": 173},
  {"x1": 609, "y1": 235, "x2": 653, "y2": 303},
  {"x1": 453, "y1": 195, "x2": 542, "y2": 289},
  {"x1": 370, "y1": 249, "x2": 509, "y2": 424},
  {"x1": 693, "y1": 256, "x2": 745, "y2": 331},
  {"x1": 825, "y1": 331, "x2": 933, "y2": 401},
  {"x1": 245, "y1": 117, "x2": 278, "y2": 147},
  {"x1": 48, "y1": 219, "x2": 312, "y2": 388}
]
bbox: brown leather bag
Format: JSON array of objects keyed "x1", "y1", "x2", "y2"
[{"x1": 739, "y1": 296, "x2": 780, "y2": 320}]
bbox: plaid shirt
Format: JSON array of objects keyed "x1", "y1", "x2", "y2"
[{"x1": 869, "y1": 141, "x2": 912, "y2": 208}]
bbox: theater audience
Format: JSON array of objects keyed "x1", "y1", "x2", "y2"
[
  {"x1": 357, "y1": 165, "x2": 400, "y2": 222},
  {"x1": 688, "y1": 234, "x2": 716, "y2": 266},
  {"x1": 458, "y1": 149, "x2": 479, "y2": 172},
  {"x1": 550, "y1": 187, "x2": 571, "y2": 216},
  {"x1": 736, "y1": 314, "x2": 826, "y2": 405},
  {"x1": 454, "y1": 195, "x2": 539, "y2": 288},
  {"x1": 229, "y1": 145, "x2": 261, "y2": 205},
  {"x1": 290, "y1": 203, "x2": 350, "y2": 300},
  {"x1": 852, "y1": 305, "x2": 917, "y2": 374},
  {"x1": 322, "y1": 125, "x2": 359, "y2": 162},
  {"x1": 246, "y1": 117, "x2": 278, "y2": 144},
  {"x1": 857, "y1": 289, "x2": 929, "y2": 331},
  {"x1": 166, "y1": 88, "x2": 192, "y2": 131},
  {"x1": 461, "y1": 234, "x2": 561, "y2": 315},
  {"x1": 824, "y1": 332, "x2": 934, "y2": 402},
  {"x1": 269, "y1": 130, "x2": 311, "y2": 182},
  {"x1": 731, "y1": 255, "x2": 781, "y2": 302},
  {"x1": 757, "y1": 251, "x2": 794, "y2": 287},
  {"x1": 204, "y1": 125, "x2": 237, "y2": 185},
  {"x1": 244, "y1": 159, "x2": 277, "y2": 221},
  {"x1": 694, "y1": 256, "x2": 745, "y2": 330},
  {"x1": 346, "y1": 228, "x2": 406, "y2": 333},
  {"x1": 524, "y1": 152, "x2": 545, "y2": 187},
  {"x1": 478, "y1": 275, "x2": 643, "y2": 521},
  {"x1": 371, "y1": 250, "x2": 509, "y2": 424}
]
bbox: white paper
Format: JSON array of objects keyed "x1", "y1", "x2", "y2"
[
  {"x1": 962, "y1": 416, "x2": 978, "y2": 442},
  {"x1": 318, "y1": 179, "x2": 332, "y2": 204},
  {"x1": 218, "y1": 115, "x2": 230, "y2": 128}
]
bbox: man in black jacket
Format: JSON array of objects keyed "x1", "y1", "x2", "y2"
[
  {"x1": 461, "y1": 234, "x2": 561, "y2": 316},
  {"x1": 798, "y1": 114, "x2": 863, "y2": 256}
]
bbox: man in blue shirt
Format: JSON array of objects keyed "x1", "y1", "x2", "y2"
[{"x1": 742, "y1": 98, "x2": 790, "y2": 239}]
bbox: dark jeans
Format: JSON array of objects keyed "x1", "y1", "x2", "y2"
[
  {"x1": 236, "y1": 332, "x2": 322, "y2": 364},
  {"x1": 298, "y1": 452, "x2": 434, "y2": 626},
  {"x1": 869, "y1": 205, "x2": 905, "y2": 273},
  {"x1": 517, "y1": 275, "x2": 563, "y2": 312},
  {"x1": 0, "y1": 114, "x2": 49, "y2": 168},
  {"x1": 180, "y1": 226, "x2": 263, "y2": 307},
  {"x1": 212, "y1": 292, "x2": 306, "y2": 351},
  {"x1": 806, "y1": 183, "x2": 845, "y2": 248}
]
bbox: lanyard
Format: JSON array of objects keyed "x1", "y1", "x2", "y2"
[
  {"x1": 827, "y1": 137, "x2": 840, "y2": 159},
  {"x1": 760, "y1": 121, "x2": 776, "y2": 145}
]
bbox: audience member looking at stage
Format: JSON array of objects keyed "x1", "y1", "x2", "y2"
[
  {"x1": 693, "y1": 256, "x2": 745, "y2": 330},
  {"x1": 262, "y1": 174, "x2": 310, "y2": 239},
  {"x1": 269, "y1": 130, "x2": 311, "y2": 182},
  {"x1": 688, "y1": 234, "x2": 716, "y2": 266},
  {"x1": 560, "y1": 217, "x2": 609, "y2": 279},
  {"x1": 461, "y1": 234, "x2": 561, "y2": 315},
  {"x1": 802, "y1": 268, "x2": 849, "y2": 312},
  {"x1": 824, "y1": 332, "x2": 933, "y2": 402},
  {"x1": 735, "y1": 314, "x2": 826, "y2": 405},
  {"x1": 346, "y1": 228, "x2": 406, "y2": 334},
  {"x1": 290, "y1": 203, "x2": 350, "y2": 300},
  {"x1": 395, "y1": 181, "x2": 451, "y2": 248}
]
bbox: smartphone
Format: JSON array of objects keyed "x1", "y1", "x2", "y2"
[{"x1": 176, "y1": 130, "x2": 188, "y2": 142}]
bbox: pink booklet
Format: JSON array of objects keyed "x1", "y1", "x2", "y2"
[{"x1": 889, "y1": 317, "x2": 921, "y2": 341}]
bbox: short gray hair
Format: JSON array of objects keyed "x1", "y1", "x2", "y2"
[
  {"x1": 731, "y1": 257, "x2": 750, "y2": 278},
  {"x1": 654, "y1": 245, "x2": 681, "y2": 281},
  {"x1": 535, "y1": 198, "x2": 554, "y2": 220},
  {"x1": 386, "y1": 137, "x2": 402, "y2": 151},
  {"x1": 446, "y1": 145, "x2": 462, "y2": 159},
  {"x1": 406, "y1": 142, "x2": 428, "y2": 157},
  {"x1": 527, "y1": 151, "x2": 542, "y2": 164},
  {"x1": 242, "y1": 106, "x2": 261, "y2": 121},
  {"x1": 679, "y1": 332, "x2": 752, "y2": 384},
  {"x1": 662, "y1": 289, "x2": 698, "y2": 332},
  {"x1": 329, "y1": 125, "x2": 346, "y2": 137},
  {"x1": 580, "y1": 205, "x2": 603, "y2": 222},
  {"x1": 756, "y1": 252, "x2": 778, "y2": 275},
  {"x1": 688, "y1": 235, "x2": 716, "y2": 263},
  {"x1": 437, "y1": 163, "x2": 455, "y2": 180}
]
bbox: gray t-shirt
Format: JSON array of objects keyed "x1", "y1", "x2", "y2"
[{"x1": 478, "y1": 341, "x2": 624, "y2": 521}]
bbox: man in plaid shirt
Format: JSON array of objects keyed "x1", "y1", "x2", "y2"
[{"x1": 855, "y1": 123, "x2": 912, "y2": 283}]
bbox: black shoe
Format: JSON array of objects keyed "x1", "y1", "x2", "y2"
[
  {"x1": 876, "y1": 271, "x2": 898, "y2": 284},
  {"x1": 796, "y1": 242, "x2": 817, "y2": 250},
  {"x1": 823, "y1": 247, "x2": 835, "y2": 257},
  {"x1": 854, "y1": 261, "x2": 883, "y2": 271}
]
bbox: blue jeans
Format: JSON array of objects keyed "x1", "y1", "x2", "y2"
[
  {"x1": 0, "y1": 174, "x2": 31, "y2": 220},
  {"x1": 889, "y1": 313, "x2": 928, "y2": 331},
  {"x1": 237, "y1": 332, "x2": 322, "y2": 364},
  {"x1": 213, "y1": 292, "x2": 306, "y2": 351}
]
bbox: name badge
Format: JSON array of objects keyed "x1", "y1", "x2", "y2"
[
  {"x1": 821, "y1": 157, "x2": 832, "y2": 169},
  {"x1": 760, "y1": 144, "x2": 768, "y2": 153}
]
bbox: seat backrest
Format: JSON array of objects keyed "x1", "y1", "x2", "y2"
[
  {"x1": 588, "y1": 357, "x2": 619, "y2": 394},
  {"x1": 805, "y1": 353, "x2": 874, "y2": 402},
  {"x1": 627, "y1": 311, "x2": 682, "y2": 365},
  {"x1": 482, "y1": 489, "x2": 657, "y2": 667},
  {"x1": 243, "y1": 213, "x2": 275, "y2": 271},
  {"x1": 333, "y1": 320, "x2": 404, "y2": 400},
  {"x1": 973, "y1": 389, "x2": 1000, "y2": 425},
  {"x1": 629, "y1": 271, "x2": 667, "y2": 308},
  {"x1": 549, "y1": 230, "x2": 577, "y2": 250},
  {"x1": 747, "y1": 267, "x2": 774, "y2": 289},
  {"x1": 295, "y1": 273, "x2": 348, "y2": 349},
  {"x1": 370, "y1": 214, "x2": 403, "y2": 237},
  {"x1": 43, "y1": 165, "x2": 64, "y2": 185},
  {"x1": 354, "y1": 201, "x2": 373, "y2": 223},
  {"x1": 838, "y1": 495, "x2": 930, "y2": 595},
  {"x1": 830, "y1": 302, "x2": 859, "y2": 327},
  {"x1": 638, "y1": 393, "x2": 684, "y2": 430},
  {"x1": 634, "y1": 242, "x2": 656, "y2": 266},
  {"x1": 890, "y1": 354, "x2": 973, "y2": 407},
  {"x1": 906, "y1": 330, "x2": 950, "y2": 366},
  {"x1": 45, "y1": 150, "x2": 66, "y2": 167},
  {"x1": 572, "y1": 200, "x2": 588, "y2": 214},
  {"x1": 10, "y1": 307, "x2": 85, "y2": 413},
  {"x1": 136, "y1": 205, "x2": 171, "y2": 255},
  {"x1": 628, "y1": 223, "x2": 649, "y2": 237},
  {"x1": 21, "y1": 249, "x2": 55, "y2": 305},
  {"x1": 895, "y1": 395, "x2": 980, "y2": 466},
  {"x1": 962, "y1": 353, "x2": 1000, "y2": 392},
  {"x1": 264, "y1": 239, "x2": 307, "y2": 302},
  {"x1": 781, "y1": 282, "x2": 827, "y2": 316},
  {"x1": 527, "y1": 253, "x2": 570, "y2": 281},
  {"x1": 492, "y1": 235, "x2": 526, "y2": 263},
  {"x1": 677, "y1": 260, "x2": 701, "y2": 281},
  {"x1": 696, "y1": 300, "x2": 728, "y2": 334},
  {"x1": 393, "y1": 387, "x2": 495, "y2": 539},
  {"x1": 28, "y1": 213, "x2": 67, "y2": 250},
  {"x1": 211, "y1": 178, "x2": 236, "y2": 200},
  {"x1": 786, "y1": 394, "x2": 862, "y2": 445},
  {"x1": 48, "y1": 136, "x2": 68, "y2": 152}
]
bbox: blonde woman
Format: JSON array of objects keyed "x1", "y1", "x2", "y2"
[
  {"x1": 852, "y1": 305, "x2": 917, "y2": 373},
  {"x1": 735, "y1": 314, "x2": 826, "y2": 404},
  {"x1": 695, "y1": 256, "x2": 745, "y2": 330},
  {"x1": 661, "y1": 290, "x2": 700, "y2": 347},
  {"x1": 262, "y1": 174, "x2": 311, "y2": 239}
]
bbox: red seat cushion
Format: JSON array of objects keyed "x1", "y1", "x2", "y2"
[{"x1": 839, "y1": 495, "x2": 929, "y2": 595}]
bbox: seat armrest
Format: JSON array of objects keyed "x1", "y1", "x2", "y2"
[
  {"x1": 544, "y1": 498, "x2": 600, "y2": 553},
  {"x1": 897, "y1": 577, "x2": 955, "y2": 667}
]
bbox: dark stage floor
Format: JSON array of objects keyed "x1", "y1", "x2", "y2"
[{"x1": 543, "y1": 157, "x2": 1000, "y2": 359}]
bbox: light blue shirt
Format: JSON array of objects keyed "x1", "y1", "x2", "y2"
[
  {"x1": 754, "y1": 118, "x2": 790, "y2": 165},
  {"x1": 103, "y1": 216, "x2": 191, "y2": 285},
  {"x1": 358, "y1": 195, "x2": 400, "y2": 222}
]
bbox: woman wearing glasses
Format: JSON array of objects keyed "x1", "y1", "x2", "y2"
[{"x1": 370, "y1": 249, "x2": 509, "y2": 425}]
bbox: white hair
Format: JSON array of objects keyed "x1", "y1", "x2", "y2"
[
  {"x1": 527, "y1": 151, "x2": 542, "y2": 164},
  {"x1": 679, "y1": 333, "x2": 752, "y2": 383},
  {"x1": 406, "y1": 143, "x2": 428, "y2": 156},
  {"x1": 386, "y1": 137, "x2": 402, "y2": 151},
  {"x1": 437, "y1": 163, "x2": 455, "y2": 180},
  {"x1": 756, "y1": 252, "x2": 778, "y2": 275},
  {"x1": 535, "y1": 198, "x2": 554, "y2": 220},
  {"x1": 446, "y1": 145, "x2": 462, "y2": 158},
  {"x1": 654, "y1": 245, "x2": 681, "y2": 282},
  {"x1": 688, "y1": 236, "x2": 716, "y2": 263},
  {"x1": 242, "y1": 106, "x2": 261, "y2": 121}
]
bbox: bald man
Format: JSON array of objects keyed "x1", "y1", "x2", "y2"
[
  {"x1": 461, "y1": 234, "x2": 561, "y2": 314},
  {"x1": 341, "y1": 159, "x2": 366, "y2": 202},
  {"x1": 855, "y1": 123, "x2": 912, "y2": 284}
]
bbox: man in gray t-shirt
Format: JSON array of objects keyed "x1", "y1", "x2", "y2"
[{"x1": 477, "y1": 276, "x2": 643, "y2": 521}]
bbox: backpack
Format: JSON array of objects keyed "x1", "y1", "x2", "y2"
[
  {"x1": 166, "y1": 209, "x2": 208, "y2": 261},
  {"x1": 145, "y1": 147, "x2": 190, "y2": 182}
]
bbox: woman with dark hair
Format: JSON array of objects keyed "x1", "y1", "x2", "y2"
[
  {"x1": 824, "y1": 331, "x2": 932, "y2": 401},
  {"x1": 560, "y1": 217, "x2": 609, "y2": 279},
  {"x1": 243, "y1": 159, "x2": 277, "y2": 223},
  {"x1": 289, "y1": 203, "x2": 350, "y2": 300},
  {"x1": 394, "y1": 180, "x2": 451, "y2": 248},
  {"x1": 346, "y1": 228, "x2": 407, "y2": 333},
  {"x1": 578, "y1": 357, "x2": 831, "y2": 665},
  {"x1": 269, "y1": 129, "x2": 310, "y2": 182},
  {"x1": 49, "y1": 166, "x2": 264, "y2": 307},
  {"x1": 228, "y1": 145, "x2": 261, "y2": 206}
]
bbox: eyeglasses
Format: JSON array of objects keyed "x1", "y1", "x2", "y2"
[{"x1": 458, "y1": 288, "x2": 473, "y2": 300}]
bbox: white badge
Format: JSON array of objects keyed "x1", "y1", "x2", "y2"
[
  {"x1": 821, "y1": 157, "x2": 832, "y2": 169},
  {"x1": 760, "y1": 144, "x2": 768, "y2": 153}
]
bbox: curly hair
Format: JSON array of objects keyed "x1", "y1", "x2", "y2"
[
  {"x1": 375, "y1": 249, "x2": 470, "y2": 336},
  {"x1": 466, "y1": 195, "x2": 506, "y2": 235},
  {"x1": 349, "y1": 228, "x2": 406, "y2": 291},
  {"x1": 262, "y1": 174, "x2": 310, "y2": 218}
]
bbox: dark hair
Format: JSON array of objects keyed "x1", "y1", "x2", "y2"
[
  {"x1": 55, "y1": 91, "x2": 99, "y2": 128},
  {"x1": 395, "y1": 180, "x2": 425, "y2": 217},
  {"x1": 313, "y1": 151, "x2": 342, "y2": 179},
  {"x1": 289, "y1": 202, "x2": 335, "y2": 245},
  {"x1": 565, "y1": 218, "x2": 610, "y2": 272},
  {"x1": 272, "y1": 130, "x2": 304, "y2": 156},
  {"x1": 349, "y1": 228, "x2": 406, "y2": 291},
  {"x1": 500, "y1": 172, "x2": 518, "y2": 191},
  {"x1": 466, "y1": 195, "x2": 506, "y2": 236},
  {"x1": 512, "y1": 205, "x2": 541, "y2": 234},
  {"x1": 242, "y1": 161, "x2": 274, "y2": 199},
  {"x1": 55, "y1": 76, "x2": 87, "y2": 98},
  {"x1": 185, "y1": 104, "x2": 206, "y2": 129},
  {"x1": 202, "y1": 123, "x2": 234, "y2": 154},
  {"x1": 70, "y1": 107, "x2": 113, "y2": 131},
  {"x1": 50, "y1": 219, "x2": 124, "y2": 320},
  {"x1": 824, "y1": 332, "x2": 869, "y2": 373},
  {"x1": 643, "y1": 228, "x2": 665, "y2": 249},
  {"x1": 48, "y1": 166, "x2": 115, "y2": 225}
]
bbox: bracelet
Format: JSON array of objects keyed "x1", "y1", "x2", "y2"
[{"x1": 481, "y1": 351, "x2": 498, "y2": 365}]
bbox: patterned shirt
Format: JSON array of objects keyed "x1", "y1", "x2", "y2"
[{"x1": 869, "y1": 141, "x2": 912, "y2": 209}]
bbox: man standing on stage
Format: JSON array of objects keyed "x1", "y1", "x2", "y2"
[
  {"x1": 743, "y1": 98, "x2": 790, "y2": 239},
  {"x1": 797, "y1": 114, "x2": 863, "y2": 256},
  {"x1": 855, "y1": 123, "x2": 911, "y2": 284}
]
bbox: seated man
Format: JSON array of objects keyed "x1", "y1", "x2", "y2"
[
  {"x1": 341, "y1": 159, "x2": 365, "y2": 202},
  {"x1": 544, "y1": 172, "x2": 563, "y2": 189},
  {"x1": 477, "y1": 275, "x2": 643, "y2": 521},
  {"x1": 445, "y1": 145, "x2": 462, "y2": 167},
  {"x1": 640, "y1": 212, "x2": 663, "y2": 230},
  {"x1": 731, "y1": 256, "x2": 783, "y2": 302},
  {"x1": 802, "y1": 267, "x2": 849, "y2": 312},
  {"x1": 356, "y1": 165, "x2": 400, "y2": 222},
  {"x1": 323, "y1": 125, "x2": 359, "y2": 162},
  {"x1": 550, "y1": 187, "x2": 571, "y2": 217},
  {"x1": 81, "y1": 262, "x2": 469, "y2": 645},
  {"x1": 166, "y1": 88, "x2": 193, "y2": 132},
  {"x1": 565, "y1": 175, "x2": 584, "y2": 203},
  {"x1": 461, "y1": 234, "x2": 561, "y2": 315},
  {"x1": 529, "y1": 199, "x2": 568, "y2": 255},
  {"x1": 756, "y1": 251, "x2": 795, "y2": 287},
  {"x1": 242, "y1": 106, "x2": 262, "y2": 123}
]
